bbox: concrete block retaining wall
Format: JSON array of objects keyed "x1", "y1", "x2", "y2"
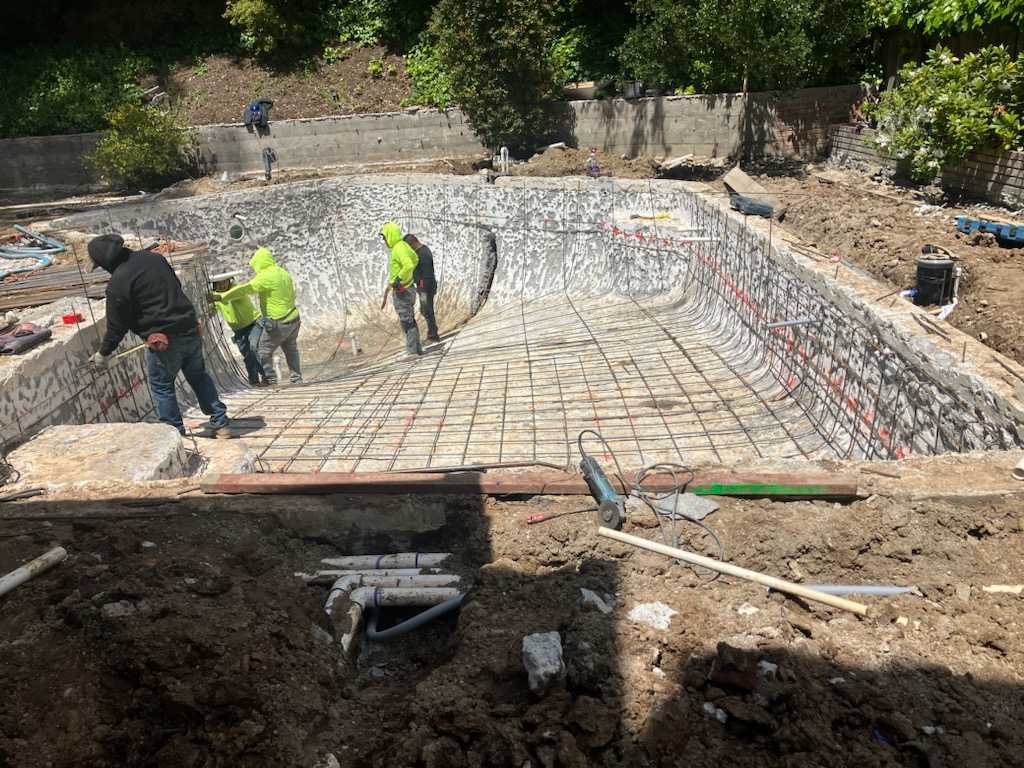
[
  {"x1": 831, "y1": 125, "x2": 1024, "y2": 209},
  {"x1": 2, "y1": 86, "x2": 859, "y2": 199}
]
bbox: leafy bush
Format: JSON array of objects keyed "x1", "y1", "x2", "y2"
[
  {"x1": 0, "y1": 49, "x2": 148, "y2": 138},
  {"x1": 866, "y1": 45, "x2": 1024, "y2": 181},
  {"x1": 223, "y1": 0, "x2": 326, "y2": 56},
  {"x1": 405, "y1": 39, "x2": 454, "y2": 107},
  {"x1": 617, "y1": 0, "x2": 871, "y2": 93},
  {"x1": 430, "y1": 0, "x2": 562, "y2": 152},
  {"x1": 89, "y1": 105, "x2": 192, "y2": 188},
  {"x1": 328, "y1": 0, "x2": 434, "y2": 47},
  {"x1": 870, "y1": 0, "x2": 1024, "y2": 33},
  {"x1": 367, "y1": 57, "x2": 385, "y2": 78},
  {"x1": 551, "y1": 28, "x2": 586, "y2": 85}
]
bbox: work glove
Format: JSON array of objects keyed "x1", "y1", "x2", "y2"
[{"x1": 90, "y1": 351, "x2": 110, "y2": 369}]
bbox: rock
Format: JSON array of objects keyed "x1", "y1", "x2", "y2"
[
  {"x1": 655, "y1": 491, "x2": 719, "y2": 520},
  {"x1": 894, "y1": 616, "x2": 909, "y2": 626},
  {"x1": 955, "y1": 584, "x2": 972, "y2": 602},
  {"x1": 702, "y1": 702, "x2": 728, "y2": 723},
  {"x1": 522, "y1": 632, "x2": 565, "y2": 695},
  {"x1": 102, "y1": 600, "x2": 137, "y2": 619},
  {"x1": 568, "y1": 695, "x2": 617, "y2": 748},
  {"x1": 737, "y1": 603, "x2": 759, "y2": 617},
  {"x1": 140, "y1": 541, "x2": 158, "y2": 550},
  {"x1": 314, "y1": 755, "x2": 341, "y2": 768},
  {"x1": 7, "y1": 423, "x2": 188, "y2": 490},
  {"x1": 757, "y1": 660, "x2": 778, "y2": 680},
  {"x1": 627, "y1": 602, "x2": 677, "y2": 630},
  {"x1": 369, "y1": 665, "x2": 387, "y2": 679},
  {"x1": 579, "y1": 588, "x2": 612, "y2": 614},
  {"x1": 709, "y1": 642, "x2": 759, "y2": 692},
  {"x1": 719, "y1": 697, "x2": 777, "y2": 730}
]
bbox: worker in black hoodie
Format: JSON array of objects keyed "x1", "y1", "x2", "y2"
[{"x1": 88, "y1": 234, "x2": 231, "y2": 439}]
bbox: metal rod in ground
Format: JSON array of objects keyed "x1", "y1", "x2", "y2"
[
  {"x1": 0, "y1": 546, "x2": 67, "y2": 598},
  {"x1": 596, "y1": 527, "x2": 868, "y2": 616}
]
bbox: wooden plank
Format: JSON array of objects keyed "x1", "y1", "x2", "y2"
[{"x1": 201, "y1": 470, "x2": 862, "y2": 499}]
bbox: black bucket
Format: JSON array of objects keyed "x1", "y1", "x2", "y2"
[{"x1": 914, "y1": 256, "x2": 955, "y2": 306}]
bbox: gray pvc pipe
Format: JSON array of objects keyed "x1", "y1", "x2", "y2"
[
  {"x1": 366, "y1": 592, "x2": 465, "y2": 641},
  {"x1": 802, "y1": 584, "x2": 914, "y2": 596}
]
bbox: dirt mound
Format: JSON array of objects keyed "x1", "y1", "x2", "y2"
[
  {"x1": 167, "y1": 48, "x2": 412, "y2": 127},
  {"x1": 750, "y1": 165, "x2": 1024, "y2": 366},
  {"x1": 514, "y1": 147, "x2": 659, "y2": 179}
]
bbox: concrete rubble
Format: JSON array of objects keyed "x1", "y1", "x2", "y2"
[{"x1": 522, "y1": 631, "x2": 566, "y2": 695}]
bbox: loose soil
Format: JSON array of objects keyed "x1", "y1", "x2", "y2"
[
  {"x1": 165, "y1": 48, "x2": 413, "y2": 126},
  {"x1": 737, "y1": 165, "x2": 1024, "y2": 366},
  {"x1": 1, "y1": 488, "x2": 1021, "y2": 766},
  {"x1": 513, "y1": 147, "x2": 660, "y2": 180}
]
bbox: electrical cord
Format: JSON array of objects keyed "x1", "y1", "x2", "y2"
[{"x1": 577, "y1": 430, "x2": 725, "y2": 582}]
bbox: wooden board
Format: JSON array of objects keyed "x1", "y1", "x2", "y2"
[{"x1": 201, "y1": 470, "x2": 862, "y2": 499}]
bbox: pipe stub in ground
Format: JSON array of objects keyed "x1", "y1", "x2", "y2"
[{"x1": 1013, "y1": 457, "x2": 1024, "y2": 481}]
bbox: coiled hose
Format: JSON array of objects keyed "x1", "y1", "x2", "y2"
[{"x1": 0, "y1": 226, "x2": 65, "y2": 280}]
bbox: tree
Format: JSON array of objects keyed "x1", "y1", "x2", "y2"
[
  {"x1": 870, "y1": 0, "x2": 1024, "y2": 34},
  {"x1": 618, "y1": 0, "x2": 872, "y2": 93},
  {"x1": 430, "y1": 0, "x2": 562, "y2": 152}
]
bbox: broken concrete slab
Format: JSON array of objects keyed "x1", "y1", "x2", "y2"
[
  {"x1": 723, "y1": 167, "x2": 785, "y2": 218},
  {"x1": 7, "y1": 423, "x2": 188, "y2": 490}
]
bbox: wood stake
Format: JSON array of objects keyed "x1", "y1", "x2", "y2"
[{"x1": 597, "y1": 527, "x2": 868, "y2": 616}]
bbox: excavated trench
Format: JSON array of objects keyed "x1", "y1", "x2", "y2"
[{"x1": 50, "y1": 174, "x2": 1024, "y2": 472}]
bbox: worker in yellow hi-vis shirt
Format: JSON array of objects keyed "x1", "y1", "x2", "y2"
[
  {"x1": 379, "y1": 221, "x2": 422, "y2": 357},
  {"x1": 213, "y1": 247, "x2": 302, "y2": 385}
]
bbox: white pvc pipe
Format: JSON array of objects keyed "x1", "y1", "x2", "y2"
[
  {"x1": 1013, "y1": 456, "x2": 1024, "y2": 481},
  {"x1": 324, "y1": 575, "x2": 460, "y2": 614},
  {"x1": 295, "y1": 568, "x2": 429, "y2": 584},
  {"x1": 320, "y1": 553, "x2": 450, "y2": 569},
  {"x1": 0, "y1": 546, "x2": 67, "y2": 599}
]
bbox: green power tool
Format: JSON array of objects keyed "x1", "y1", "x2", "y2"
[{"x1": 578, "y1": 430, "x2": 625, "y2": 529}]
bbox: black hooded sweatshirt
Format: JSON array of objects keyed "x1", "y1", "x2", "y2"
[{"x1": 88, "y1": 234, "x2": 198, "y2": 356}]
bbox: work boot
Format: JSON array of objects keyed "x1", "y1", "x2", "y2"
[
  {"x1": 427, "y1": 334, "x2": 441, "y2": 343},
  {"x1": 213, "y1": 425, "x2": 235, "y2": 440}
]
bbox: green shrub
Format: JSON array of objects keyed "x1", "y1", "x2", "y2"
[
  {"x1": 866, "y1": 45, "x2": 1024, "y2": 182},
  {"x1": 223, "y1": 0, "x2": 325, "y2": 56},
  {"x1": 551, "y1": 28, "x2": 585, "y2": 85},
  {"x1": 431, "y1": 0, "x2": 562, "y2": 153},
  {"x1": 0, "y1": 49, "x2": 148, "y2": 138},
  {"x1": 89, "y1": 105, "x2": 192, "y2": 188},
  {"x1": 327, "y1": 0, "x2": 434, "y2": 47},
  {"x1": 367, "y1": 57, "x2": 385, "y2": 78},
  {"x1": 405, "y1": 39, "x2": 453, "y2": 107}
]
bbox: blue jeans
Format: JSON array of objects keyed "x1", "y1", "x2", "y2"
[
  {"x1": 232, "y1": 322, "x2": 266, "y2": 384},
  {"x1": 146, "y1": 331, "x2": 228, "y2": 434}
]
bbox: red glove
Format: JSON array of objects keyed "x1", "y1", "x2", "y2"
[{"x1": 146, "y1": 333, "x2": 170, "y2": 352}]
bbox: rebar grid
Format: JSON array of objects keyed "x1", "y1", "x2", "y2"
[{"x1": 209, "y1": 178, "x2": 1020, "y2": 473}]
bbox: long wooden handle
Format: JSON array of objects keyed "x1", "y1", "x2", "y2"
[{"x1": 597, "y1": 527, "x2": 868, "y2": 616}]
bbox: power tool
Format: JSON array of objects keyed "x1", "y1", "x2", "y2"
[{"x1": 578, "y1": 430, "x2": 626, "y2": 529}]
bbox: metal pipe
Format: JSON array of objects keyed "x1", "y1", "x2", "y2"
[
  {"x1": 801, "y1": 584, "x2": 914, "y2": 596},
  {"x1": 0, "y1": 546, "x2": 67, "y2": 599},
  {"x1": 765, "y1": 317, "x2": 820, "y2": 330}
]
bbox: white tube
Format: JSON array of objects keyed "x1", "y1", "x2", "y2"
[
  {"x1": 0, "y1": 546, "x2": 67, "y2": 598},
  {"x1": 320, "y1": 553, "x2": 450, "y2": 569},
  {"x1": 1014, "y1": 457, "x2": 1024, "y2": 481},
  {"x1": 324, "y1": 575, "x2": 460, "y2": 614},
  {"x1": 296, "y1": 568, "x2": 431, "y2": 584}
]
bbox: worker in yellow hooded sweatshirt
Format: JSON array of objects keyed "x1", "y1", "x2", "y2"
[
  {"x1": 213, "y1": 247, "x2": 302, "y2": 385},
  {"x1": 379, "y1": 221, "x2": 422, "y2": 357}
]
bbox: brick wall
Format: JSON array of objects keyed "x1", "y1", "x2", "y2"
[{"x1": 831, "y1": 125, "x2": 1024, "y2": 209}]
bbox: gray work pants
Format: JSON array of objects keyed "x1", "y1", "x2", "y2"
[
  {"x1": 258, "y1": 316, "x2": 302, "y2": 384},
  {"x1": 392, "y1": 285, "x2": 422, "y2": 356}
]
